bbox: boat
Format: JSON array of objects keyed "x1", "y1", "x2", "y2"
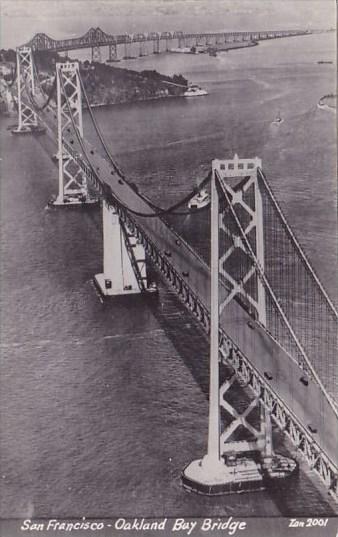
[
  {"x1": 188, "y1": 189, "x2": 210, "y2": 210},
  {"x1": 262, "y1": 454, "x2": 299, "y2": 484},
  {"x1": 272, "y1": 111, "x2": 284, "y2": 125},
  {"x1": 184, "y1": 84, "x2": 208, "y2": 97},
  {"x1": 170, "y1": 47, "x2": 193, "y2": 54}
]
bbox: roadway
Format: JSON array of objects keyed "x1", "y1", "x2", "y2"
[{"x1": 71, "y1": 125, "x2": 338, "y2": 468}]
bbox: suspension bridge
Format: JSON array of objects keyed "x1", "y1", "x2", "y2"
[
  {"x1": 9, "y1": 46, "x2": 338, "y2": 499},
  {"x1": 23, "y1": 27, "x2": 311, "y2": 62}
]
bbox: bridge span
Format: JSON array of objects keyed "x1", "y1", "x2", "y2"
[
  {"x1": 23, "y1": 27, "x2": 312, "y2": 61},
  {"x1": 59, "y1": 136, "x2": 338, "y2": 464},
  {"x1": 10, "y1": 49, "x2": 338, "y2": 499}
]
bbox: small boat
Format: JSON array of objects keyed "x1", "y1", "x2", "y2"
[
  {"x1": 188, "y1": 189, "x2": 210, "y2": 210},
  {"x1": 184, "y1": 84, "x2": 208, "y2": 97},
  {"x1": 263, "y1": 454, "x2": 299, "y2": 483},
  {"x1": 272, "y1": 112, "x2": 284, "y2": 125}
]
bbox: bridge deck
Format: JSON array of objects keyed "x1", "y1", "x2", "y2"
[
  {"x1": 35, "y1": 104, "x2": 338, "y2": 468},
  {"x1": 80, "y1": 136, "x2": 338, "y2": 467}
]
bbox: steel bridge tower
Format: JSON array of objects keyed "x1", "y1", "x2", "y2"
[
  {"x1": 12, "y1": 47, "x2": 39, "y2": 134},
  {"x1": 51, "y1": 62, "x2": 97, "y2": 207},
  {"x1": 217, "y1": 154, "x2": 266, "y2": 325},
  {"x1": 53, "y1": 63, "x2": 153, "y2": 294},
  {"x1": 182, "y1": 155, "x2": 293, "y2": 494}
]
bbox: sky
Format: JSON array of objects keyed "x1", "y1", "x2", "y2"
[{"x1": 0, "y1": 0, "x2": 336, "y2": 49}]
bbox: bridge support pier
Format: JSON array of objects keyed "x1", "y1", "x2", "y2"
[
  {"x1": 139, "y1": 41, "x2": 146, "y2": 57},
  {"x1": 178, "y1": 36, "x2": 185, "y2": 48},
  {"x1": 50, "y1": 61, "x2": 97, "y2": 208},
  {"x1": 153, "y1": 39, "x2": 160, "y2": 54},
  {"x1": 107, "y1": 43, "x2": 118, "y2": 62},
  {"x1": 94, "y1": 201, "x2": 151, "y2": 296},
  {"x1": 124, "y1": 42, "x2": 133, "y2": 59},
  {"x1": 91, "y1": 45, "x2": 102, "y2": 63}
]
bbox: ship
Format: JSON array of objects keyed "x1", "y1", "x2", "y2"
[
  {"x1": 272, "y1": 111, "x2": 284, "y2": 125},
  {"x1": 262, "y1": 453, "x2": 299, "y2": 484},
  {"x1": 188, "y1": 189, "x2": 210, "y2": 209},
  {"x1": 184, "y1": 84, "x2": 208, "y2": 97}
]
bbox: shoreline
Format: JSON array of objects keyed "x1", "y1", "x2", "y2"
[
  {"x1": 171, "y1": 40, "x2": 259, "y2": 57},
  {"x1": 85, "y1": 92, "x2": 184, "y2": 110},
  {"x1": 0, "y1": 79, "x2": 186, "y2": 116},
  {"x1": 208, "y1": 40, "x2": 258, "y2": 55}
]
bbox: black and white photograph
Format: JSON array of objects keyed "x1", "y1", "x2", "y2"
[{"x1": 0, "y1": 1, "x2": 337, "y2": 536}]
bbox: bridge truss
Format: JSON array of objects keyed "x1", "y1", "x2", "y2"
[
  {"x1": 12, "y1": 46, "x2": 338, "y2": 501},
  {"x1": 52, "y1": 62, "x2": 97, "y2": 206},
  {"x1": 12, "y1": 47, "x2": 38, "y2": 133},
  {"x1": 22, "y1": 26, "x2": 311, "y2": 58}
]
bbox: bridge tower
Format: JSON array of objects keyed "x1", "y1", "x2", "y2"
[
  {"x1": 12, "y1": 47, "x2": 39, "y2": 134},
  {"x1": 91, "y1": 45, "x2": 102, "y2": 63},
  {"x1": 139, "y1": 40, "x2": 146, "y2": 57},
  {"x1": 107, "y1": 43, "x2": 118, "y2": 62},
  {"x1": 178, "y1": 35, "x2": 185, "y2": 48},
  {"x1": 153, "y1": 38, "x2": 160, "y2": 54},
  {"x1": 124, "y1": 41, "x2": 132, "y2": 59},
  {"x1": 51, "y1": 62, "x2": 96, "y2": 207},
  {"x1": 182, "y1": 155, "x2": 293, "y2": 495},
  {"x1": 215, "y1": 154, "x2": 267, "y2": 325}
]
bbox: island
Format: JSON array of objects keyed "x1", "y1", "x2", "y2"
[
  {"x1": 77, "y1": 61, "x2": 188, "y2": 107},
  {"x1": 0, "y1": 48, "x2": 189, "y2": 113}
]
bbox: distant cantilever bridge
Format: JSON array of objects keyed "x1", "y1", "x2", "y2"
[{"x1": 23, "y1": 27, "x2": 312, "y2": 62}]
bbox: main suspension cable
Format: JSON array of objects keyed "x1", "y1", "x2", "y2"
[
  {"x1": 77, "y1": 67, "x2": 211, "y2": 215},
  {"x1": 29, "y1": 75, "x2": 57, "y2": 111},
  {"x1": 29, "y1": 56, "x2": 57, "y2": 110},
  {"x1": 62, "y1": 73, "x2": 211, "y2": 219},
  {"x1": 33, "y1": 57, "x2": 58, "y2": 110},
  {"x1": 77, "y1": 68, "x2": 126, "y2": 179}
]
